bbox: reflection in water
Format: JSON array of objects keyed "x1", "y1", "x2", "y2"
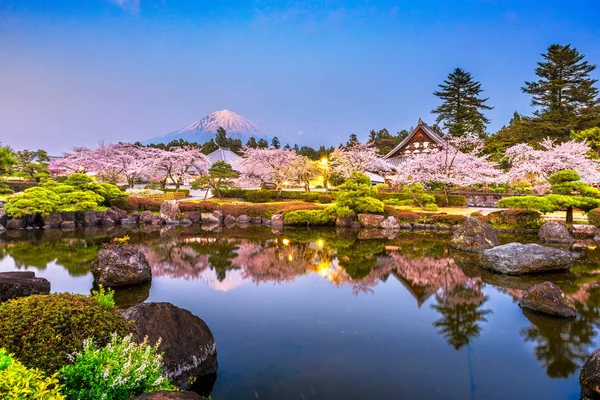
[{"x1": 2, "y1": 226, "x2": 600, "y2": 393}]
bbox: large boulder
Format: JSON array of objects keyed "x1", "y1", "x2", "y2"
[
  {"x1": 450, "y1": 217, "x2": 499, "y2": 252},
  {"x1": 90, "y1": 246, "x2": 152, "y2": 287},
  {"x1": 580, "y1": 349, "x2": 600, "y2": 399},
  {"x1": 76, "y1": 211, "x2": 98, "y2": 227},
  {"x1": 160, "y1": 200, "x2": 181, "y2": 221},
  {"x1": 41, "y1": 212, "x2": 62, "y2": 228},
  {"x1": 60, "y1": 220, "x2": 76, "y2": 229},
  {"x1": 140, "y1": 211, "x2": 155, "y2": 224},
  {"x1": 379, "y1": 216, "x2": 399, "y2": 229},
  {"x1": 236, "y1": 215, "x2": 250, "y2": 225},
  {"x1": 224, "y1": 214, "x2": 236, "y2": 226},
  {"x1": 482, "y1": 243, "x2": 576, "y2": 275},
  {"x1": 570, "y1": 224, "x2": 598, "y2": 238},
  {"x1": 539, "y1": 221, "x2": 574, "y2": 244},
  {"x1": 121, "y1": 302, "x2": 218, "y2": 390},
  {"x1": 130, "y1": 392, "x2": 204, "y2": 400},
  {"x1": 271, "y1": 214, "x2": 284, "y2": 226},
  {"x1": 0, "y1": 271, "x2": 50, "y2": 302},
  {"x1": 518, "y1": 282, "x2": 577, "y2": 318},
  {"x1": 201, "y1": 212, "x2": 221, "y2": 225},
  {"x1": 107, "y1": 207, "x2": 126, "y2": 223},
  {"x1": 6, "y1": 218, "x2": 24, "y2": 230},
  {"x1": 183, "y1": 211, "x2": 201, "y2": 224},
  {"x1": 357, "y1": 214, "x2": 385, "y2": 228}
]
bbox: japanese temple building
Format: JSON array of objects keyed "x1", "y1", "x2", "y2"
[{"x1": 383, "y1": 119, "x2": 446, "y2": 167}]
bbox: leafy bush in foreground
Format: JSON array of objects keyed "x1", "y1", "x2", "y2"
[
  {"x1": 4, "y1": 186, "x2": 61, "y2": 217},
  {"x1": 588, "y1": 208, "x2": 600, "y2": 228},
  {"x1": 60, "y1": 334, "x2": 177, "y2": 400},
  {"x1": 0, "y1": 348, "x2": 65, "y2": 399},
  {"x1": 284, "y1": 209, "x2": 335, "y2": 226},
  {"x1": 0, "y1": 293, "x2": 129, "y2": 373}
]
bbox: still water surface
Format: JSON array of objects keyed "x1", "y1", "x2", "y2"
[{"x1": 1, "y1": 225, "x2": 599, "y2": 400}]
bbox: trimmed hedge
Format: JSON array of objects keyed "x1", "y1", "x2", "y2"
[
  {"x1": 220, "y1": 202, "x2": 323, "y2": 218},
  {"x1": 164, "y1": 188, "x2": 190, "y2": 197},
  {"x1": 244, "y1": 190, "x2": 274, "y2": 203},
  {"x1": 0, "y1": 293, "x2": 129, "y2": 374},
  {"x1": 318, "y1": 195, "x2": 333, "y2": 204},
  {"x1": 433, "y1": 194, "x2": 467, "y2": 207},
  {"x1": 218, "y1": 188, "x2": 327, "y2": 203},
  {"x1": 588, "y1": 208, "x2": 600, "y2": 228},
  {"x1": 283, "y1": 209, "x2": 335, "y2": 226},
  {"x1": 486, "y1": 209, "x2": 543, "y2": 229}
]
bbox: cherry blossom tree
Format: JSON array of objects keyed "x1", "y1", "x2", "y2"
[
  {"x1": 237, "y1": 147, "x2": 299, "y2": 192},
  {"x1": 329, "y1": 142, "x2": 392, "y2": 178},
  {"x1": 148, "y1": 146, "x2": 210, "y2": 190},
  {"x1": 289, "y1": 156, "x2": 320, "y2": 192},
  {"x1": 393, "y1": 136, "x2": 501, "y2": 195},
  {"x1": 505, "y1": 138, "x2": 599, "y2": 192}
]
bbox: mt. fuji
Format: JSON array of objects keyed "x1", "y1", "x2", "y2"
[{"x1": 142, "y1": 110, "x2": 273, "y2": 145}]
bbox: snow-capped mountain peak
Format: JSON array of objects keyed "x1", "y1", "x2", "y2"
[{"x1": 142, "y1": 110, "x2": 273, "y2": 145}]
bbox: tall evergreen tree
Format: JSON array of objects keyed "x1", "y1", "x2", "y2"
[
  {"x1": 246, "y1": 137, "x2": 258, "y2": 148},
  {"x1": 271, "y1": 136, "x2": 281, "y2": 149},
  {"x1": 215, "y1": 127, "x2": 228, "y2": 147},
  {"x1": 257, "y1": 138, "x2": 269, "y2": 148},
  {"x1": 523, "y1": 44, "x2": 599, "y2": 120},
  {"x1": 432, "y1": 68, "x2": 493, "y2": 138},
  {"x1": 346, "y1": 134, "x2": 359, "y2": 147}
]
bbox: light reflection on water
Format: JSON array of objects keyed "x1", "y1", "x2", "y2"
[{"x1": 1, "y1": 225, "x2": 599, "y2": 399}]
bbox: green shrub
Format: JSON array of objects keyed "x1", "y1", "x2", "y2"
[
  {"x1": 101, "y1": 183, "x2": 128, "y2": 204},
  {"x1": 92, "y1": 285, "x2": 115, "y2": 310},
  {"x1": 318, "y1": 194, "x2": 333, "y2": 204},
  {"x1": 244, "y1": 190, "x2": 275, "y2": 203},
  {"x1": 0, "y1": 179, "x2": 13, "y2": 195},
  {"x1": 354, "y1": 197, "x2": 385, "y2": 214},
  {"x1": 283, "y1": 209, "x2": 335, "y2": 225},
  {"x1": 60, "y1": 334, "x2": 176, "y2": 400},
  {"x1": 376, "y1": 192, "x2": 411, "y2": 201},
  {"x1": 59, "y1": 190, "x2": 104, "y2": 212},
  {"x1": 0, "y1": 293, "x2": 129, "y2": 374},
  {"x1": 424, "y1": 203, "x2": 439, "y2": 212},
  {"x1": 4, "y1": 187, "x2": 60, "y2": 217},
  {"x1": 548, "y1": 170, "x2": 581, "y2": 185},
  {"x1": 486, "y1": 209, "x2": 543, "y2": 229},
  {"x1": 447, "y1": 195, "x2": 467, "y2": 207},
  {"x1": 300, "y1": 193, "x2": 320, "y2": 202},
  {"x1": 218, "y1": 188, "x2": 246, "y2": 198},
  {"x1": 498, "y1": 196, "x2": 555, "y2": 213},
  {"x1": 588, "y1": 208, "x2": 600, "y2": 228},
  {"x1": 328, "y1": 205, "x2": 355, "y2": 218},
  {"x1": 384, "y1": 206, "x2": 419, "y2": 222},
  {"x1": 0, "y1": 349, "x2": 65, "y2": 399}
]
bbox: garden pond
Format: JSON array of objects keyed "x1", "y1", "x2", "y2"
[{"x1": 1, "y1": 225, "x2": 599, "y2": 400}]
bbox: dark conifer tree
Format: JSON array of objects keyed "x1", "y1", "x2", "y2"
[
  {"x1": 432, "y1": 68, "x2": 493, "y2": 138},
  {"x1": 246, "y1": 137, "x2": 258, "y2": 148},
  {"x1": 215, "y1": 127, "x2": 228, "y2": 147},
  {"x1": 271, "y1": 137, "x2": 281, "y2": 149},
  {"x1": 257, "y1": 138, "x2": 269, "y2": 148}
]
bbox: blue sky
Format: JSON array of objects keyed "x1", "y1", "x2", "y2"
[{"x1": 1, "y1": 0, "x2": 599, "y2": 154}]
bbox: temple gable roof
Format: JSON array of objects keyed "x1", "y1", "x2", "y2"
[{"x1": 383, "y1": 119, "x2": 446, "y2": 162}]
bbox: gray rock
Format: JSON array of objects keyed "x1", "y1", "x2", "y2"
[
  {"x1": 0, "y1": 224, "x2": 6, "y2": 233},
  {"x1": 539, "y1": 221, "x2": 574, "y2": 244},
  {"x1": 6, "y1": 218, "x2": 24, "y2": 230},
  {"x1": 399, "y1": 223, "x2": 413, "y2": 230},
  {"x1": 99, "y1": 217, "x2": 115, "y2": 226},
  {"x1": 250, "y1": 216, "x2": 262, "y2": 225},
  {"x1": 121, "y1": 302, "x2": 218, "y2": 390},
  {"x1": 140, "y1": 211, "x2": 155, "y2": 224},
  {"x1": 482, "y1": 243, "x2": 576, "y2": 275},
  {"x1": 570, "y1": 224, "x2": 598, "y2": 237},
  {"x1": 518, "y1": 282, "x2": 577, "y2": 318},
  {"x1": 236, "y1": 215, "x2": 251, "y2": 225},
  {"x1": 76, "y1": 211, "x2": 98, "y2": 227},
  {"x1": 120, "y1": 217, "x2": 136, "y2": 225},
  {"x1": 0, "y1": 271, "x2": 50, "y2": 302},
  {"x1": 581, "y1": 349, "x2": 600, "y2": 399},
  {"x1": 165, "y1": 219, "x2": 180, "y2": 225},
  {"x1": 107, "y1": 207, "x2": 126, "y2": 222},
  {"x1": 379, "y1": 216, "x2": 399, "y2": 229},
  {"x1": 271, "y1": 214, "x2": 284, "y2": 226},
  {"x1": 179, "y1": 218, "x2": 193, "y2": 225},
  {"x1": 60, "y1": 211, "x2": 77, "y2": 222},
  {"x1": 224, "y1": 214, "x2": 236, "y2": 226},
  {"x1": 450, "y1": 217, "x2": 500, "y2": 252},
  {"x1": 91, "y1": 246, "x2": 152, "y2": 287},
  {"x1": 183, "y1": 211, "x2": 201, "y2": 224},
  {"x1": 60, "y1": 220, "x2": 76, "y2": 229},
  {"x1": 201, "y1": 212, "x2": 221, "y2": 224},
  {"x1": 41, "y1": 212, "x2": 62, "y2": 228},
  {"x1": 357, "y1": 214, "x2": 385, "y2": 228},
  {"x1": 160, "y1": 200, "x2": 180, "y2": 221}
]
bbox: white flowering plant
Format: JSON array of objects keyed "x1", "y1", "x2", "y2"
[
  {"x1": 59, "y1": 333, "x2": 177, "y2": 400},
  {"x1": 125, "y1": 188, "x2": 165, "y2": 197}
]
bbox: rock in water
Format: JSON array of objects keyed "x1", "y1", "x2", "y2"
[
  {"x1": 450, "y1": 217, "x2": 500, "y2": 252},
  {"x1": 570, "y1": 224, "x2": 598, "y2": 237},
  {"x1": 121, "y1": 302, "x2": 218, "y2": 390},
  {"x1": 130, "y1": 392, "x2": 204, "y2": 400},
  {"x1": 357, "y1": 214, "x2": 385, "y2": 228},
  {"x1": 379, "y1": 216, "x2": 399, "y2": 229},
  {"x1": 482, "y1": 243, "x2": 575, "y2": 275},
  {"x1": 539, "y1": 221, "x2": 574, "y2": 244},
  {"x1": 160, "y1": 200, "x2": 181, "y2": 221},
  {"x1": 90, "y1": 247, "x2": 152, "y2": 287},
  {"x1": 518, "y1": 282, "x2": 577, "y2": 318},
  {"x1": 580, "y1": 349, "x2": 600, "y2": 399},
  {"x1": 0, "y1": 271, "x2": 51, "y2": 302}
]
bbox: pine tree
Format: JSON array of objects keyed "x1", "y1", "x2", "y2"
[
  {"x1": 271, "y1": 137, "x2": 281, "y2": 149},
  {"x1": 246, "y1": 137, "x2": 258, "y2": 148},
  {"x1": 346, "y1": 134, "x2": 359, "y2": 147},
  {"x1": 432, "y1": 68, "x2": 493, "y2": 138},
  {"x1": 522, "y1": 44, "x2": 599, "y2": 121},
  {"x1": 215, "y1": 127, "x2": 228, "y2": 147},
  {"x1": 257, "y1": 138, "x2": 269, "y2": 148}
]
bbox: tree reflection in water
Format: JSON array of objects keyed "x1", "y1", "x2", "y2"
[{"x1": 4, "y1": 226, "x2": 600, "y2": 381}]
